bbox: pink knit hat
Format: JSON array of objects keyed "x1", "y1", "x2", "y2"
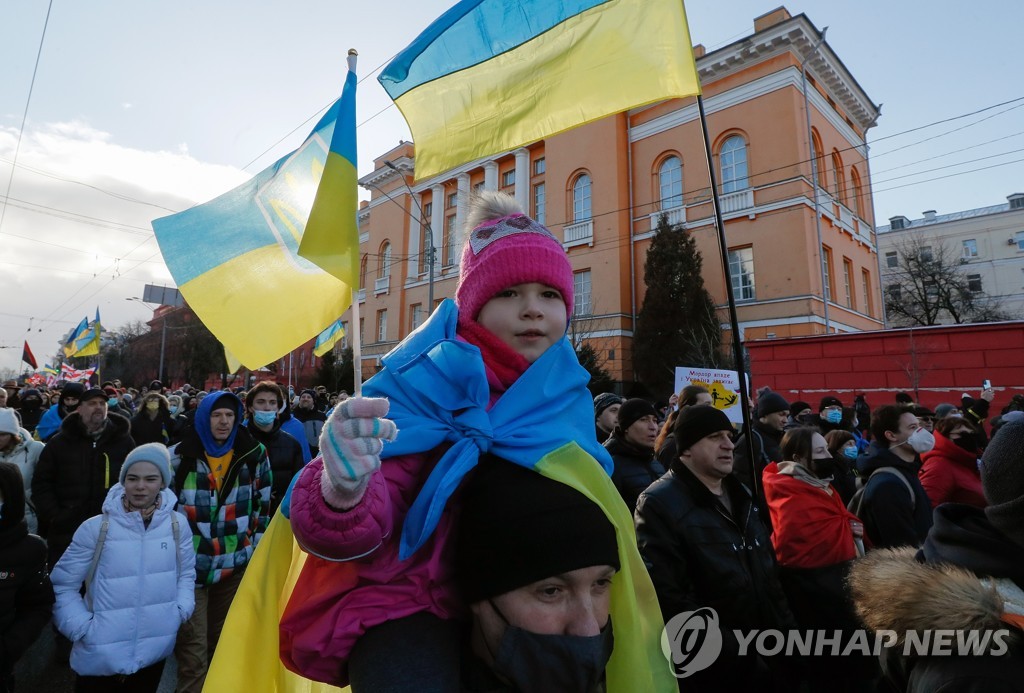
[{"x1": 455, "y1": 213, "x2": 574, "y2": 324}]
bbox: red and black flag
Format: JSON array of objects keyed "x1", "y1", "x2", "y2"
[{"x1": 22, "y1": 340, "x2": 37, "y2": 369}]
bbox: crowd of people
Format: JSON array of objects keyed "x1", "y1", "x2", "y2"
[{"x1": 2, "y1": 190, "x2": 1023, "y2": 693}]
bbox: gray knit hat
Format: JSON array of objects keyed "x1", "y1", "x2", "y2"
[
  {"x1": 981, "y1": 420, "x2": 1024, "y2": 548},
  {"x1": 120, "y1": 443, "x2": 172, "y2": 488}
]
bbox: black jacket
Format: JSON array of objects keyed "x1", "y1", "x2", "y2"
[
  {"x1": 0, "y1": 521, "x2": 52, "y2": 681},
  {"x1": 246, "y1": 420, "x2": 305, "y2": 516},
  {"x1": 635, "y1": 463, "x2": 797, "y2": 688},
  {"x1": 31, "y1": 411, "x2": 134, "y2": 566},
  {"x1": 855, "y1": 442, "x2": 933, "y2": 549},
  {"x1": 130, "y1": 409, "x2": 182, "y2": 446},
  {"x1": 732, "y1": 420, "x2": 785, "y2": 531},
  {"x1": 604, "y1": 435, "x2": 664, "y2": 511}
]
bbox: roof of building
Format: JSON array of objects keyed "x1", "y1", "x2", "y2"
[{"x1": 877, "y1": 199, "x2": 1021, "y2": 234}]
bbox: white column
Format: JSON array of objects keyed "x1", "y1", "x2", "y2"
[
  {"x1": 483, "y1": 161, "x2": 498, "y2": 191},
  {"x1": 407, "y1": 191, "x2": 421, "y2": 279},
  {"x1": 514, "y1": 148, "x2": 530, "y2": 211},
  {"x1": 455, "y1": 174, "x2": 470, "y2": 266},
  {"x1": 431, "y1": 184, "x2": 444, "y2": 275}
]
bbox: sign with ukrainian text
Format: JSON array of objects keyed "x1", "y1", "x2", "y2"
[{"x1": 675, "y1": 367, "x2": 745, "y2": 424}]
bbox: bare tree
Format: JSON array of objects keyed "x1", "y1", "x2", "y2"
[{"x1": 884, "y1": 235, "x2": 1009, "y2": 327}]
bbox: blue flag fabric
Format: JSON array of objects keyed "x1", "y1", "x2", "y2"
[{"x1": 363, "y1": 299, "x2": 613, "y2": 559}]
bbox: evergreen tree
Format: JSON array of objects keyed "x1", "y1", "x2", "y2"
[
  {"x1": 576, "y1": 343, "x2": 613, "y2": 395},
  {"x1": 633, "y1": 214, "x2": 725, "y2": 400}
]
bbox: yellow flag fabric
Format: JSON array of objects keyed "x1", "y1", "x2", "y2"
[{"x1": 379, "y1": 0, "x2": 701, "y2": 181}]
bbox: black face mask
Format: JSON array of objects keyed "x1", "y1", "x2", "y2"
[
  {"x1": 487, "y1": 600, "x2": 614, "y2": 693},
  {"x1": 811, "y1": 457, "x2": 836, "y2": 479},
  {"x1": 952, "y1": 436, "x2": 978, "y2": 454}
]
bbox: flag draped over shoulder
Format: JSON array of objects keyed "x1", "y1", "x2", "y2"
[
  {"x1": 378, "y1": 0, "x2": 702, "y2": 181},
  {"x1": 313, "y1": 319, "x2": 345, "y2": 357},
  {"x1": 152, "y1": 58, "x2": 359, "y2": 370},
  {"x1": 21, "y1": 341, "x2": 37, "y2": 369}
]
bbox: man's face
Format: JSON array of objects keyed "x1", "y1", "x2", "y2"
[
  {"x1": 820, "y1": 405, "x2": 842, "y2": 420},
  {"x1": 760, "y1": 410, "x2": 788, "y2": 432},
  {"x1": 298, "y1": 393, "x2": 315, "y2": 409},
  {"x1": 471, "y1": 565, "x2": 615, "y2": 661},
  {"x1": 210, "y1": 408, "x2": 236, "y2": 444},
  {"x1": 79, "y1": 397, "x2": 108, "y2": 432},
  {"x1": 623, "y1": 414, "x2": 659, "y2": 449},
  {"x1": 596, "y1": 403, "x2": 620, "y2": 433},
  {"x1": 886, "y1": 412, "x2": 920, "y2": 447},
  {"x1": 681, "y1": 430, "x2": 735, "y2": 479},
  {"x1": 918, "y1": 416, "x2": 934, "y2": 432},
  {"x1": 250, "y1": 392, "x2": 279, "y2": 413}
]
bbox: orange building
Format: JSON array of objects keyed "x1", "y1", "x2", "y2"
[{"x1": 346, "y1": 7, "x2": 883, "y2": 386}]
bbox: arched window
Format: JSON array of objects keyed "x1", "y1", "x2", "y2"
[
  {"x1": 572, "y1": 173, "x2": 592, "y2": 222},
  {"x1": 831, "y1": 150, "x2": 846, "y2": 204},
  {"x1": 658, "y1": 156, "x2": 683, "y2": 210},
  {"x1": 378, "y1": 241, "x2": 391, "y2": 278},
  {"x1": 720, "y1": 136, "x2": 748, "y2": 193},
  {"x1": 359, "y1": 255, "x2": 368, "y2": 289},
  {"x1": 849, "y1": 167, "x2": 862, "y2": 216},
  {"x1": 811, "y1": 129, "x2": 827, "y2": 188}
]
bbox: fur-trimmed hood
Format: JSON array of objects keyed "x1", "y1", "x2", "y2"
[{"x1": 850, "y1": 547, "x2": 1024, "y2": 639}]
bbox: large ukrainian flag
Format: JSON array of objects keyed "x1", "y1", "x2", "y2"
[
  {"x1": 152, "y1": 60, "x2": 359, "y2": 370},
  {"x1": 379, "y1": 0, "x2": 701, "y2": 181}
]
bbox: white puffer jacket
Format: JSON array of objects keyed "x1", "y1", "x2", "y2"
[
  {"x1": 51, "y1": 485, "x2": 196, "y2": 676},
  {"x1": 0, "y1": 426, "x2": 43, "y2": 533}
]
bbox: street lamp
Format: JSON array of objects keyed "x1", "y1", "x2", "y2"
[
  {"x1": 126, "y1": 297, "x2": 167, "y2": 381},
  {"x1": 800, "y1": 26, "x2": 831, "y2": 334}
]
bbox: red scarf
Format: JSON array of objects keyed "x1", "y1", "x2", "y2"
[{"x1": 456, "y1": 320, "x2": 530, "y2": 390}]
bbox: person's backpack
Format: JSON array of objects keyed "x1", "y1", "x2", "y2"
[
  {"x1": 83, "y1": 513, "x2": 181, "y2": 611},
  {"x1": 847, "y1": 466, "x2": 915, "y2": 519}
]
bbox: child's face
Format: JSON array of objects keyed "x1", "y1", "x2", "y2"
[{"x1": 477, "y1": 282, "x2": 567, "y2": 363}]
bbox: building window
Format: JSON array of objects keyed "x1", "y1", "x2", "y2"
[
  {"x1": 862, "y1": 269, "x2": 873, "y2": 317},
  {"x1": 572, "y1": 174, "x2": 592, "y2": 222},
  {"x1": 658, "y1": 156, "x2": 683, "y2": 210},
  {"x1": 822, "y1": 246, "x2": 834, "y2": 302},
  {"x1": 410, "y1": 303, "x2": 424, "y2": 331},
  {"x1": 886, "y1": 284, "x2": 902, "y2": 302},
  {"x1": 419, "y1": 224, "x2": 430, "y2": 274},
  {"x1": 924, "y1": 279, "x2": 939, "y2": 298},
  {"x1": 849, "y1": 167, "x2": 862, "y2": 216},
  {"x1": 341, "y1": 321, "x2": 349, "y2": 349},
  {"x1": 423, "y1": 201, "x2": 433, "y2": 218},
  {"x1": 919, "y1": 246, "x2": 934, "y2": 263},
  {"x1": 962, "y1": 239, "x2": 978, "y2": 258},
  {"x1": 574, "y1": 270, "x2": 592, "y2": 316},
  {"x1": 534, "y1": 157, "x2": 546, "y2": 175},
  {"x1": 473, "y1": 181, "x2": 484, "y2": 192},
  {"x1": 885, "y1": 251, "x2": 898, "y2": 269},
  {"x1": 811, "y1": 129, "x2": 827, "y2": 188},
  {"x1": 502, "y1": 170, "x2": 515, "y2": 188},
  {"x1": 728, "y1": 247, "x2": 755, "y2": 301},
  {"x1": 843, "y1": 259, "x2": 855, "y2": 309},
  {"x1": 831, "y1": 151, "x2": 845, "y2": 204},
  {"x1": 534, "y1": 183, "x2": 546, "y2": 225},
  {"x1": 967, "y1": 274, "x2": 983, "y2": 293},
  {"x1": 443, "y1": 215, "x2": 457, "y2": 266},
  {"x1": 377, "y1": 310, "x2": 388, "y2": 342},
  {"x1": 447, "y1": 192, "x2": 457, "y2": 208},
  {"x1": 378, "y1": 241, "x2": 391, "y2": 278},
  {"x1": 1016, "y1": 231, "x2": 1024, "y2": 251},
  {"x1": 720, "y1": 136, "x2": 748, "y2": 193},
  {"x1": 359, "y1": 255, "x2": 368, "y2": 289},
  {"x1": 890, "y1": 218, "x2": 906, "y2": 230},
  {"x1": 359, "y1": 317, "x2": 364, "y2": 346}
]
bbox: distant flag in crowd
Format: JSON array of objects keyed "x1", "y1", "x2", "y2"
[
  {"x1": 378, "y1": 0, "x2": 702, "y2": 181},
  {"x1": 152, "y1": 55, "x2": 360, "y2": 371},
  {"x1": 72, "y1": 308, "x2": 103, "y2": 358},
  {"x1": 21, "y1": 340, "x2": 37, "y2": 369},
  {"x1": 60, "y1": 363, "x2": 96, "y2": 382},
  {"x1": 40, "y1": 364, "x2": 58, "y2": 376},
  {"x1": 313, "y1": 318, "x2": 345, "y2": 357},
  {"x1": 63, "y1": 316, "x2": 90, "y2": 358}
]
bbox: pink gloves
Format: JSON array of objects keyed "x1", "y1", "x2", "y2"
[{"x1": 318, "y1": 397, "x2": 398, "y2": 509}]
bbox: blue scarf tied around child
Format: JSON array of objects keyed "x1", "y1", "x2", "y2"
[{"x1": 362, "y1": 299, "x2": 614, "y2": 559}]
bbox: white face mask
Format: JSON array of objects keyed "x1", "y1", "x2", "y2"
[{"x1": 902, "y1": 427, "x2": 935, "y2": 454}]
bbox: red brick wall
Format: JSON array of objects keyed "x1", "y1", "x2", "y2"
[{"x1": 747, "y1": 322, "x2": 1024, "y2": 411}]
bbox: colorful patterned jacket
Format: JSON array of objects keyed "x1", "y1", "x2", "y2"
[{"x1": 170, "y1": 424, "x2": 271, "y2": 585}]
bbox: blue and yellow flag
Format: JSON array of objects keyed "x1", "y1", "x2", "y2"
[
  {"x1": 313, "y1": 318, "x2": 345, "y2": 357},
  {"x1": 379, "y1": 0, "x2": 702, "y2": 181},
  {"x1": 152, "y1": 63, "x2": 359, "y2": 370},
  {"x1": 72, "y1": 308, "x2": 102, "y2": 358},
  {"x1": 63, "y1": 317, "x2": 89, "y2": 358}
]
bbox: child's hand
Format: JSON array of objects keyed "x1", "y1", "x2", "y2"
[{"x1": 319, "y1": 397, "x2": 398, "y2": 505}]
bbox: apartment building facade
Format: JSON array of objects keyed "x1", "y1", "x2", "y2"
[
  {"x1": 345, "y1": 6, "x2": 884, "y2": 385},
  {"x1": 877, "y1": 193, "x2": 1024, "y2": 325}
]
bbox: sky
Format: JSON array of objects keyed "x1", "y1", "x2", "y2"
[{"x1": 2, "y1": 0, "x2": 1022, "y2": 375}]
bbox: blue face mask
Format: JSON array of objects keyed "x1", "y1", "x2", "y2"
[
  {"x1": 253, "y1": 410, "x2": 276, "y2": 427},
  {"x1": 824, "y1": 409, "x2": 842, "y2": 425},
  {"x1": 169, "y1": 405, "x2": 179, "y2": 415},
  {"x1": 107, "y1": 398, "x2": 118, "y2": 407},
  {"x1": 842, "y1": 446, "x2": 858, "y2": 460}
]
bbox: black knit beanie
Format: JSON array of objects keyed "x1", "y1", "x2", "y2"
[
  {"x1": 615, "y1": 398, "x2": 657, "y2": 435},
  {"x1": 456, "y1": 455, "x2": 620, "y2": 603},
  {"x1": 673, "y1": 405, "x2": 734, "y2": 454},
  {"x1": 756, "y1": 392, "x2": 789, "y2": 418},
  {"x1": 982, "y1": 420, "x2": 1024, "y2": 548}
]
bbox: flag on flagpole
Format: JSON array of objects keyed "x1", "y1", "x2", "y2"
[
  {"x1": 72, "y1": 308, "x2": 103, "y2": 358},
  {"x1": 378, "y1": 0, "x2": 702, "y2": 181},
  {"x1": 313, "y1": 319, "x2": 345, "y2": 357},
  {"x1": 60, "y1": 363, "x2": 97, "y2": 382},
  {"x1": 153, "y1": 62, "x2": 359, "y2": 371},
  {"x1": 21, "y1": 341, "x2": 37, "y2": 369},
  {"x1": 63, "y1": 316, "x2": 90, "y2": 358},
  {"x1": 297, "y1": 50, "x2": 360, "y2": 288}
]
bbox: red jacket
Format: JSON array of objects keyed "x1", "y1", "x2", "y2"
[
  {"x1": 762, "y1": 462, "x2": 858, "y2": 569},
  {"x1": 920, "y1": 431, "x2": 985, "y2": 509}
]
